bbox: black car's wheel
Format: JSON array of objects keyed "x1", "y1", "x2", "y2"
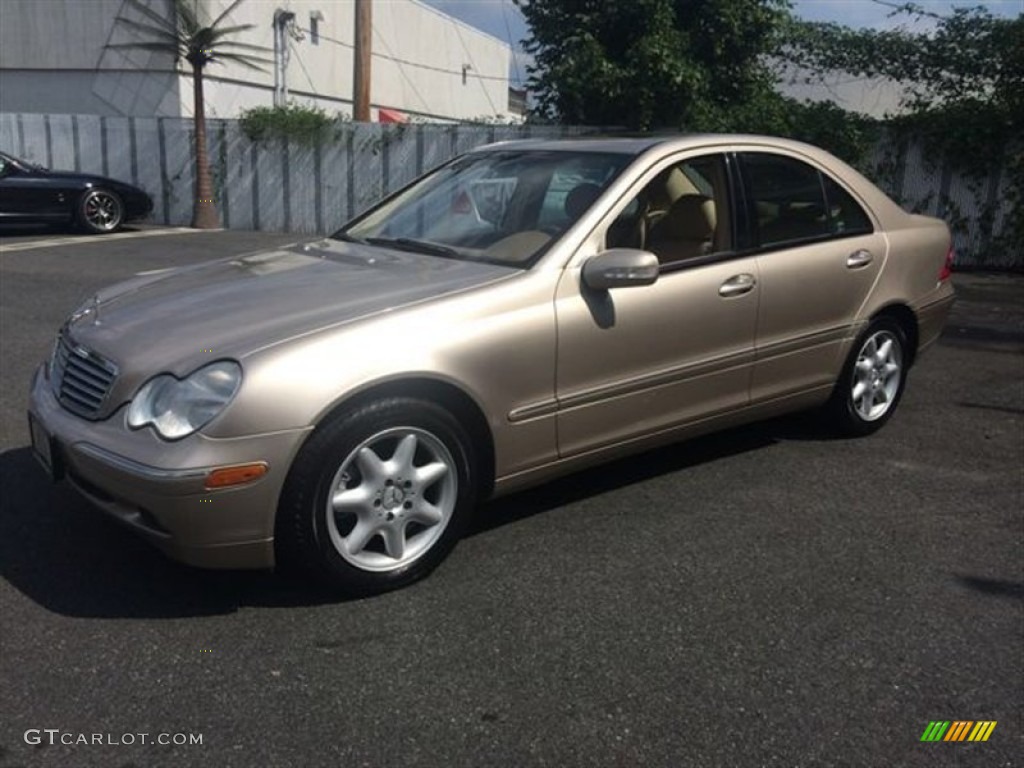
[
  {"x1": 827, "y1": 316, "x2": 909, "y2": 436},
  {"x1": 275, "y1": 397, "x2": 477, "y2": 596},
  {"x1": 78, "y1": 188, "x2": 124, "y2": 234}
]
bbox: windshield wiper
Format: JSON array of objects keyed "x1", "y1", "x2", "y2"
[{"x1": 365, "y1": 237, "x2": 460, "y2": 258}]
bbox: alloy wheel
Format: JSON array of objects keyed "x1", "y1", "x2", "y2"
[
  {"x1": 82, "y1": 190, "x2": 122, "y2": 232},
  {"x1": 850, "y1": 330, "x2": 903, "y2": 421},
  {"x1": 325, "y1": 427, "x2": 457, "y2": 572}
]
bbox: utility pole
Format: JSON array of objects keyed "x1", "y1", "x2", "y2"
[{"x1": 353, "y1": 0, "x2": 372, "y2": 121}]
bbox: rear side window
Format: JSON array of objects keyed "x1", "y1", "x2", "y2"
[
  {"x1": 821, "y1": 175, "x2": 873, "y2": 235},
  {"x1": 743, "y1": 153, "x2": 829, "y2": 247},
  {"x1": 742, "y1": 153, "x2": 874, "y2": 248}
]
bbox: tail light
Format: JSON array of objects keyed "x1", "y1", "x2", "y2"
[{"x1": 939, "y1": 244, "x2": 954, "y2": 282}]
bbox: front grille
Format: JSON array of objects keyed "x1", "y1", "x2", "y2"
[{"x1": 50, "y1": 333, "x2": 118, "y2": 418}]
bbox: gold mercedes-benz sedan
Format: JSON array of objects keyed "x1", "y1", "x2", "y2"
[{"x1": 28, "y1": 135, "x2": 955, "y2": 594}]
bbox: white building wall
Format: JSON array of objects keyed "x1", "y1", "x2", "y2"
[
  {"x1": 774, "y1": 63, "x2": 909, "y2": 119},
  {"x1": 371, "y1": 0, "x2": 511, "y2": 121},
  {"x1": 0, "y1": 0, "x2": 184, "y2": 116},
  {"x1": 0, "y1": 0, "x2": 512, "y2": 122}
]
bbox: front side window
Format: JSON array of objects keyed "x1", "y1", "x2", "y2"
[
  {"x1": 606, "y1": 153, "x2": 732, "y2": 265},
  {"x1": 341, "y1": 150, "x2": 631, "y2": 267}
]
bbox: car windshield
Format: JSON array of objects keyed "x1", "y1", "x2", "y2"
[
  {"x1": 337, "y1": 150, "x2": 632, "y2": 268},
  {"x1": 1, "y1": 152, "x2": 44, "y2": 172}
]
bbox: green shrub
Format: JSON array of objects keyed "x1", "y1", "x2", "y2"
[{"x1": 239, "y1": 104, "x2": 339, "y2": 144}]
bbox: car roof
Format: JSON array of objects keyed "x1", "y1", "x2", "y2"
[
  {"x1": 469, "y1": 133, "x2": 834, "y2": 158},
  {"x1": 471, "y1": 136, "x2": 670, "y2": 155}
]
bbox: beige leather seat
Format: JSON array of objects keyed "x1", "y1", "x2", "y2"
[
  {"x1": 484, "y1": 183, "x2": 602, "y2": 262},
  {"x1": 647, "y1": 194, "x2": 716, "y2": 263}
]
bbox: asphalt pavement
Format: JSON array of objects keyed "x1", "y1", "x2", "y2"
[{"x1": 0, "y1": 227, "x2": 1021, "y2": 767}]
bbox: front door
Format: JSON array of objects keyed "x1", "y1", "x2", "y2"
[{"x1": 554, "y1": 152, "x2": 760, "y2": 457}]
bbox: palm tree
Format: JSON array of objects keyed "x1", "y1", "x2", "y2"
[{"x1": 108, "y1": 0, "x2": 270, "y2": 228}]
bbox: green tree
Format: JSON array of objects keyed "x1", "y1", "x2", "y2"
[
  {"x1": 781, "y1": 3, "x2": 1022, "y2": 134},
  {"x1": 514, "y1": 0, "x2": 790, "y2": 130},
  {"x1": 780, "y1": 2, "x2": 1023, "y2": 255},
  {"x1": 108, "y1": 0, "x2": 270, "y2": 229}
]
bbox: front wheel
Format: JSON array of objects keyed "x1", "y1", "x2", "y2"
[
  {"x1": 827, "y1": 317, "x2": 909, "y2": 436},
  {"x1": 78, "y1": 188, "x2": 124, "y2": 234},
  {"x1": 275, "y1": 397, "x2": 477, "y2": 596}
]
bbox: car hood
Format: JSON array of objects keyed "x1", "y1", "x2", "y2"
[{"x1": 62, "y1": 240, "x2": 518, "y2": 401}]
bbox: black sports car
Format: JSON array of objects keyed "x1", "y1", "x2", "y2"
[{"x1": 0, "y1": 151, "x2": 153, "y2": 234}]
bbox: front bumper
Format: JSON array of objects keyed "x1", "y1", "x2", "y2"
[{"x1": 28, "y1": 364, "x2": 310, "y2": 569}]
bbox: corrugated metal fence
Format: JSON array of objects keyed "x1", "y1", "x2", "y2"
[
  {"x1": 0, "y1": 113, "x2": 598, "y2": 236},
  {"x1": 0, "y1": 112, "x2": 1018, "y2": 268}
]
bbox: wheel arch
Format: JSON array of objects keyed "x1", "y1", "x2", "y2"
[
  {"x1": 870, "y1": 303, "x2": 919, "y2": 366},
  {"x1": 304, "y1": 376, "x2": 496, "y2": 500}
]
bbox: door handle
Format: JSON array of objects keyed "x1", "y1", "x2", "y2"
[
  {"x1": 846, "y1": 249, "x2": 873, "y2": 268},
  {"x1": 719, "y1": 273, "x2": 756, "y2": 297}
]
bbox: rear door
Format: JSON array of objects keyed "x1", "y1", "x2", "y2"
[{"x1": 738, "y1": 151, "x2": 886, "y2": 402}]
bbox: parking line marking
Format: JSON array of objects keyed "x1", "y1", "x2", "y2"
[{"x1": 0, "y1": 227, "x2": 209, "y2": 253}]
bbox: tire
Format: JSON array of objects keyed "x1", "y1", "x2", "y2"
[
  {"x1": 275, "y1": 397, "x2": 477, "y2": 596},
  {"x1": 78, "y1": 188, "x2": 124, "y2": 234},
  {"x1": 826, "y1": 317, "x2": 910, "y2": 436}
]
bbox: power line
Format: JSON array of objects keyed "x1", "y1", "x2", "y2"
[
  {"x1": 296, "y1": 26, "x2": 510, "y2": 82},
  {"x1": 452, "y1": 20, "x2": 500, "y2": 115},
  {"x1": 370, "y1": 24, "x2": 433, "y2": 113},
  {"x1": 500, "y1": 0, "x2": 522, "y2": 86},
  {"x1": 288, "y1": 32, "x2": 321, "y2": 99}
]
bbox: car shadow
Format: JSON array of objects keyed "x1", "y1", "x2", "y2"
[
  {"x1": 470, "y1": 415, "x2": 832, "y2": 537},
  {"x1": 955, "y1": 576, "x2": 1024, "y2": 600},
  {"x1": 0, "y1": 223, "x2": 73, "y2": 237},
  {"x1": 0, "y1": 447, "x2": 333, "y2": 618},
  {"x1": 0, "y1": 413, "x2": 834, "y2": 619}
]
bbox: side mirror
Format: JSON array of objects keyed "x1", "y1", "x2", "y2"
[{"x1": 581, "y1": 248, "x2": 659, "y2": 291}]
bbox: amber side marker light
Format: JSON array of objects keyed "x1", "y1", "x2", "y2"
[{"x1": 205, "y1": 462, "x2": 268, "y2": 490}]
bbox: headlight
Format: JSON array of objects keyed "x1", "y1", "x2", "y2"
[{"x1": 127, "y1": 361, "x2": 242, "y2": 440}]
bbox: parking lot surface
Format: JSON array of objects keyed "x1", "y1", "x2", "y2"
[{"x1": 1, "y1": 229, "x2": 1021, "y2": 767}]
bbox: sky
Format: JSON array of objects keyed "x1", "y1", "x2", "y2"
[{"x1": 422, "y1": 0, "x2": 1023, "y2": 86}]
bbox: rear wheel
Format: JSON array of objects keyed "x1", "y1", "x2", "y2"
[
  {"x1": 275, "y1": 397, "x2": 477, "y2": 596},
  {"x1": 827, "y1": 317, "x2": 909, "y2": 436},
  {"x1": 78, "y1": 188, "x2": 123, "y2": 234}
]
